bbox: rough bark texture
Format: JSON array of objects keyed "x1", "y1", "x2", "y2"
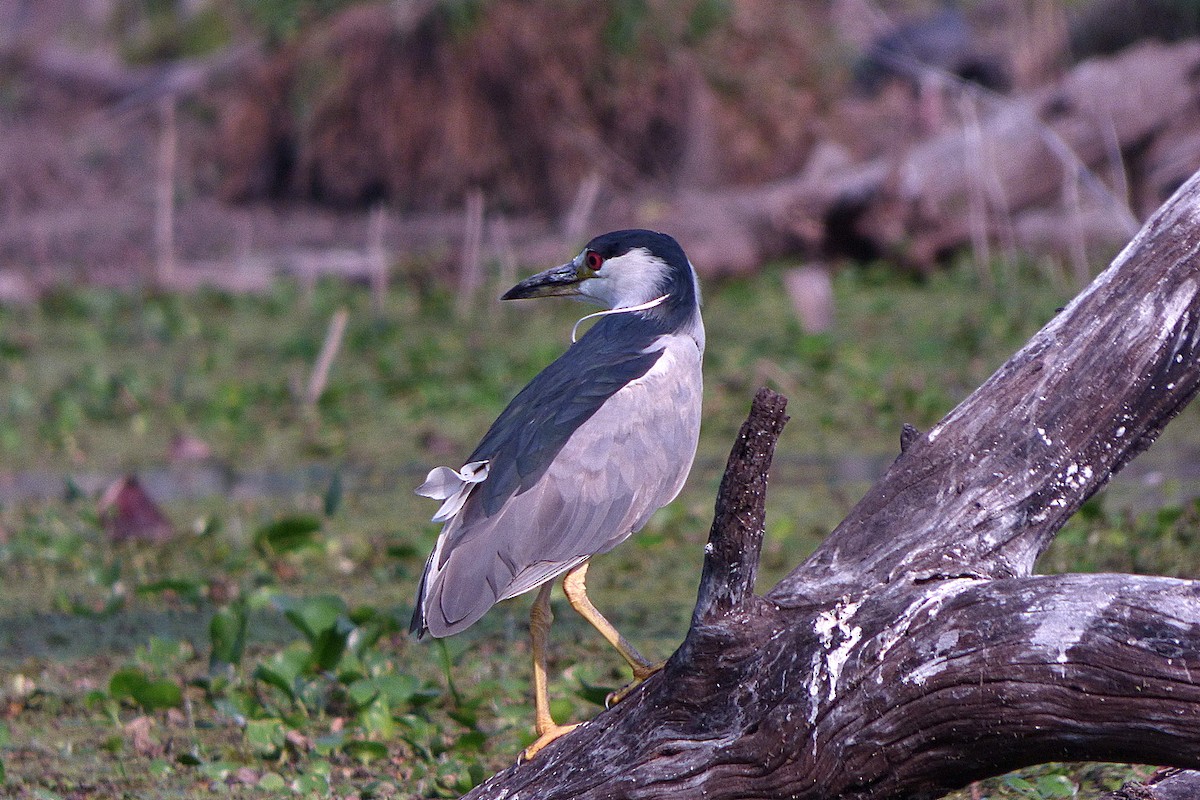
[
  {"x1": 459, "y1": 169, "x2": 1200, "y2": 799},
  {"x1": 1101, "y1": 769, "x2": 1200, "y2": 800}
]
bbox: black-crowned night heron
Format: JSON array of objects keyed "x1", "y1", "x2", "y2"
[{"x1": 411, "y1": 229, "x2": 704, "y2": 758}]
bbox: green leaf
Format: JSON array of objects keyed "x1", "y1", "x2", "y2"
[
  {"x1": 258, "y1": 772, "x2": 286, "y2": 791},
  {"x1": 575, "y1": 678, "x2": 615, "y2": 708},
  {"x1": 1003, "y1": 776, "x2": 1037, "y2": 795},
  {"x1": 367, "y1": 674, "x2": 421, "y2": 706},
  {"x1": 108, "y1": 667, "x2": 182, "y2": 711},
  {"x1": 313, "y1": 732, "x2": 345, "y2": 756},
  {"x1": 137, "y1": 578, "x2": 205, "y2": 604},
  {"x1": 347, "y1": 679, "x2": 382, "y2": 711},
  {"x1": 254, "y1": 644, "x2": 310, "y2": 700},
  {"x1": 1036, "y1": 774, "x2": 1077, "y2": 797},
  {"x1": 63, "y1": 476, "x2": 85, "y2": 502},
  {"x1": 245, "y1": 718, "x2": 286, "y2": 758},
  {"x1": 356, "y1": 697, "x2": 395, "y2": 738},
  {"x1": 453, "y1": 730, "x2": 487, "y2": 752},
  {"x1": 136, "y1": 679, "x2": 184, "y2": 711},
  {"x1": 277, "y1": 594, "x2": 347, "y2": 643},
  {"x1": 109, "y1": 667, "x2": 149, "y2": 699},
  {"x1": 323, "y1": 470, "x2": 343, "y2": 516},
  {"x1": 198, "y1": 760, "x2": 237, "y2": 781},
  {"x1": 209, "y1": 601, "x2": 249, "y2": 672},
  {"x1": 137, "y1": 636, "x2": 191, "y2": 670},
  {"x1": 311, "y1": 618, "x2": 354, "y2": 671},
  {"x1": 342, "y1": 739, "x2": 388, "y2": 764},
  {"x1": 254, "y1": 515, "x2": 322, "y2": 558}
]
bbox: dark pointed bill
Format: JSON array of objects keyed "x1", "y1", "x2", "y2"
[{"x1": 501, "y1": 261, "x2": 585, "y2": 300}]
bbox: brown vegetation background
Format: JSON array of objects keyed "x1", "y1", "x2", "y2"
[{"x1": 2, "y1": 0, "x2": 1200, "y2": 288}]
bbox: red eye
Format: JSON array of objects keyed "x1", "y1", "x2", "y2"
[{"x1": 585, "y1": 251, "x2": 603, "y2": 270}]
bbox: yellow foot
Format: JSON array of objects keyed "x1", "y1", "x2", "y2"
[
  {"x1": 520, "y1": 722, "x2": 580, "y2": 762},
  {"x1": 605, "y1": 660, "x2": 666, "y2": 707}
]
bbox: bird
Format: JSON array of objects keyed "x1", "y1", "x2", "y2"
[{"x1": 410, "y1": 229, "x2": 705, "y2": 759}]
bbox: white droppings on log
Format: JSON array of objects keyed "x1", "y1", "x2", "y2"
[
  {"x1": 809, "y1": 597, "x2": 864, "y2": 719},
  {"x1": 905, "y1": 630, "x2": 965, "y2": 688},
  {"x1": 1029, "y1": 594, "x2": 1110, "y2": 671},
  {"x1": 876, "y1": 579, "x2": 977, "y2": 671}
]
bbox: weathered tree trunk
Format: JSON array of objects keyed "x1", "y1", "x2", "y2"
[{"x1": 460, "y1": 168, "x2": 1200, "y2": 798}]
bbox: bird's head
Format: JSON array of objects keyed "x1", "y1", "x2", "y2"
[{"x1": 501, "y1": 229, "x2": 699, "y2": 313}]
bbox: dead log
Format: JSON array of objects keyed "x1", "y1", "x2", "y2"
[
  {"x1": 459, "y1": 168, "x2": 1200, "y2": 798},
  {"x1": 0, "y1": 42, "x2": 258, "y2": 106},
  {"x1": 650, "y1": 40, "x2": 1200, "y2": 276},
  {"x1": 1101, "y1": 769, "x2": 1200, "y2": 800}
]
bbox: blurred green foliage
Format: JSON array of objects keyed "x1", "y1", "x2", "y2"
[{"x1": 0, "y1": 259, "x2": 1196, "y2": 797}]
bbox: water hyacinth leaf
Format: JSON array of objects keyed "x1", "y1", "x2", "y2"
[
  {"x1": 277, "y1": 594, "x2": 347, "y2": 643},
  {"x1": 343, "y1": 739, "x2": 388, "y2": 764},
  {"x1": 209, "y1": 601, "x2": 248, "y2": 671},
  {"x1": 258, "y1": 772, "x2": 286, "y2": 791},
  {"x1": 63, "y1": 476, "x2": 85, "y2": 502},
  {"x1": 347, "y1": 679, "x2": 382, "y2": 711},
  {"x1": 310, "y1": 617, "x2": 354, "y2": 671},
  {"x1": 368, "y1": 674, "x2": 421, "y2": 706},
  {"x1": 313, "y1": 732, "x2": 345, "y2": 756},
  {"x1": 357, "y1": 697, "x2": 395, "y2": 738},
  {"x1": 138, "y1": 636, "x2": 192, "y2": 670},
  {"x1": 1002, "y1": 776, "x2": 1036, "y2": 794},
  {"x1": 245, "y1": 718, "x2": 286, "y2": 758},
  {"x1": 198, "y1": 761, "x2": 238, "y2": 781},
  {"x1": 135, "y1": 680, "x2": 183, "y2": 712},
  {"x1": 137, "y1": 578, "x2": 205, "y2": 605},
  {"x1": 323, "y1": 470, "x2": 343, "y2": 517},
  {"x1": 1035, "y1": 775, "x2": 1077, "y2": 797},
  {"x1": 109, "y1": 668, "x2": 182, "y2": 711},
  {"x1": 253, "y1": 515, "x2": 322, "y2": 558},
  {"x1": 575, "y1": 677, "x2": 615, "y2": 708},
  {"x1": 254, "y1": 643, "x2": 310, "y2": 700},
  {"x1": 453, "y1": 730, "x2": 487, "y2": 752}
]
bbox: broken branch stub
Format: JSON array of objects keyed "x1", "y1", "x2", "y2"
[{"x1": 691, "y1": 386, "x2": 789, "y2": 625}]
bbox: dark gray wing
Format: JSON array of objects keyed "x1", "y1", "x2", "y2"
[
  {"x1": 464, "y1": 313, "x2": 667, "y2": 517},
  {"x1": 416, "y1": 332, "x2": 703, "y2": 637}
]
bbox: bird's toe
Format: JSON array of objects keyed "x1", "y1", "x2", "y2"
[{"x1": 519, "y1": 722, "x2": 581, "y2": 762}]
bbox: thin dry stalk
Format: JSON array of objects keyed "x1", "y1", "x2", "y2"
[
  {"x1": 960, "y1": 93, "x2": 994, "y2": 290},
  {"x1": 1062, "y1": 166, "x2": 1090, "y2": 288},
  {"x1": 368, "y1": 204, "x2": 389, "y2": 315},
  {"x1": 304, "y1": 307, "x2": 349, "y2": 410},
  {"x1": 1101, "y1": 110, "x2": 1131, "y2": 212},
  {"x1": 563, "y1": 172, "x2": 602, "y2": 244},
  {"x1": 490, "y1": 213, "x2": 518, "y2": 294},
  {"x1": 154, "y1": 97, "x2": 177, "y2": 288},
  {"x1": 456, "y1": 189, "x2": 485, "y2": 319}
]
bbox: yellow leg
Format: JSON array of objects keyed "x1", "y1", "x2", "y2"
[
  {"x1": 561, "y1": 562, "x2": 664, "y2": 705},
  {"x1": 521, "y1": 582, "x2": 579, "y2": 761}
]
